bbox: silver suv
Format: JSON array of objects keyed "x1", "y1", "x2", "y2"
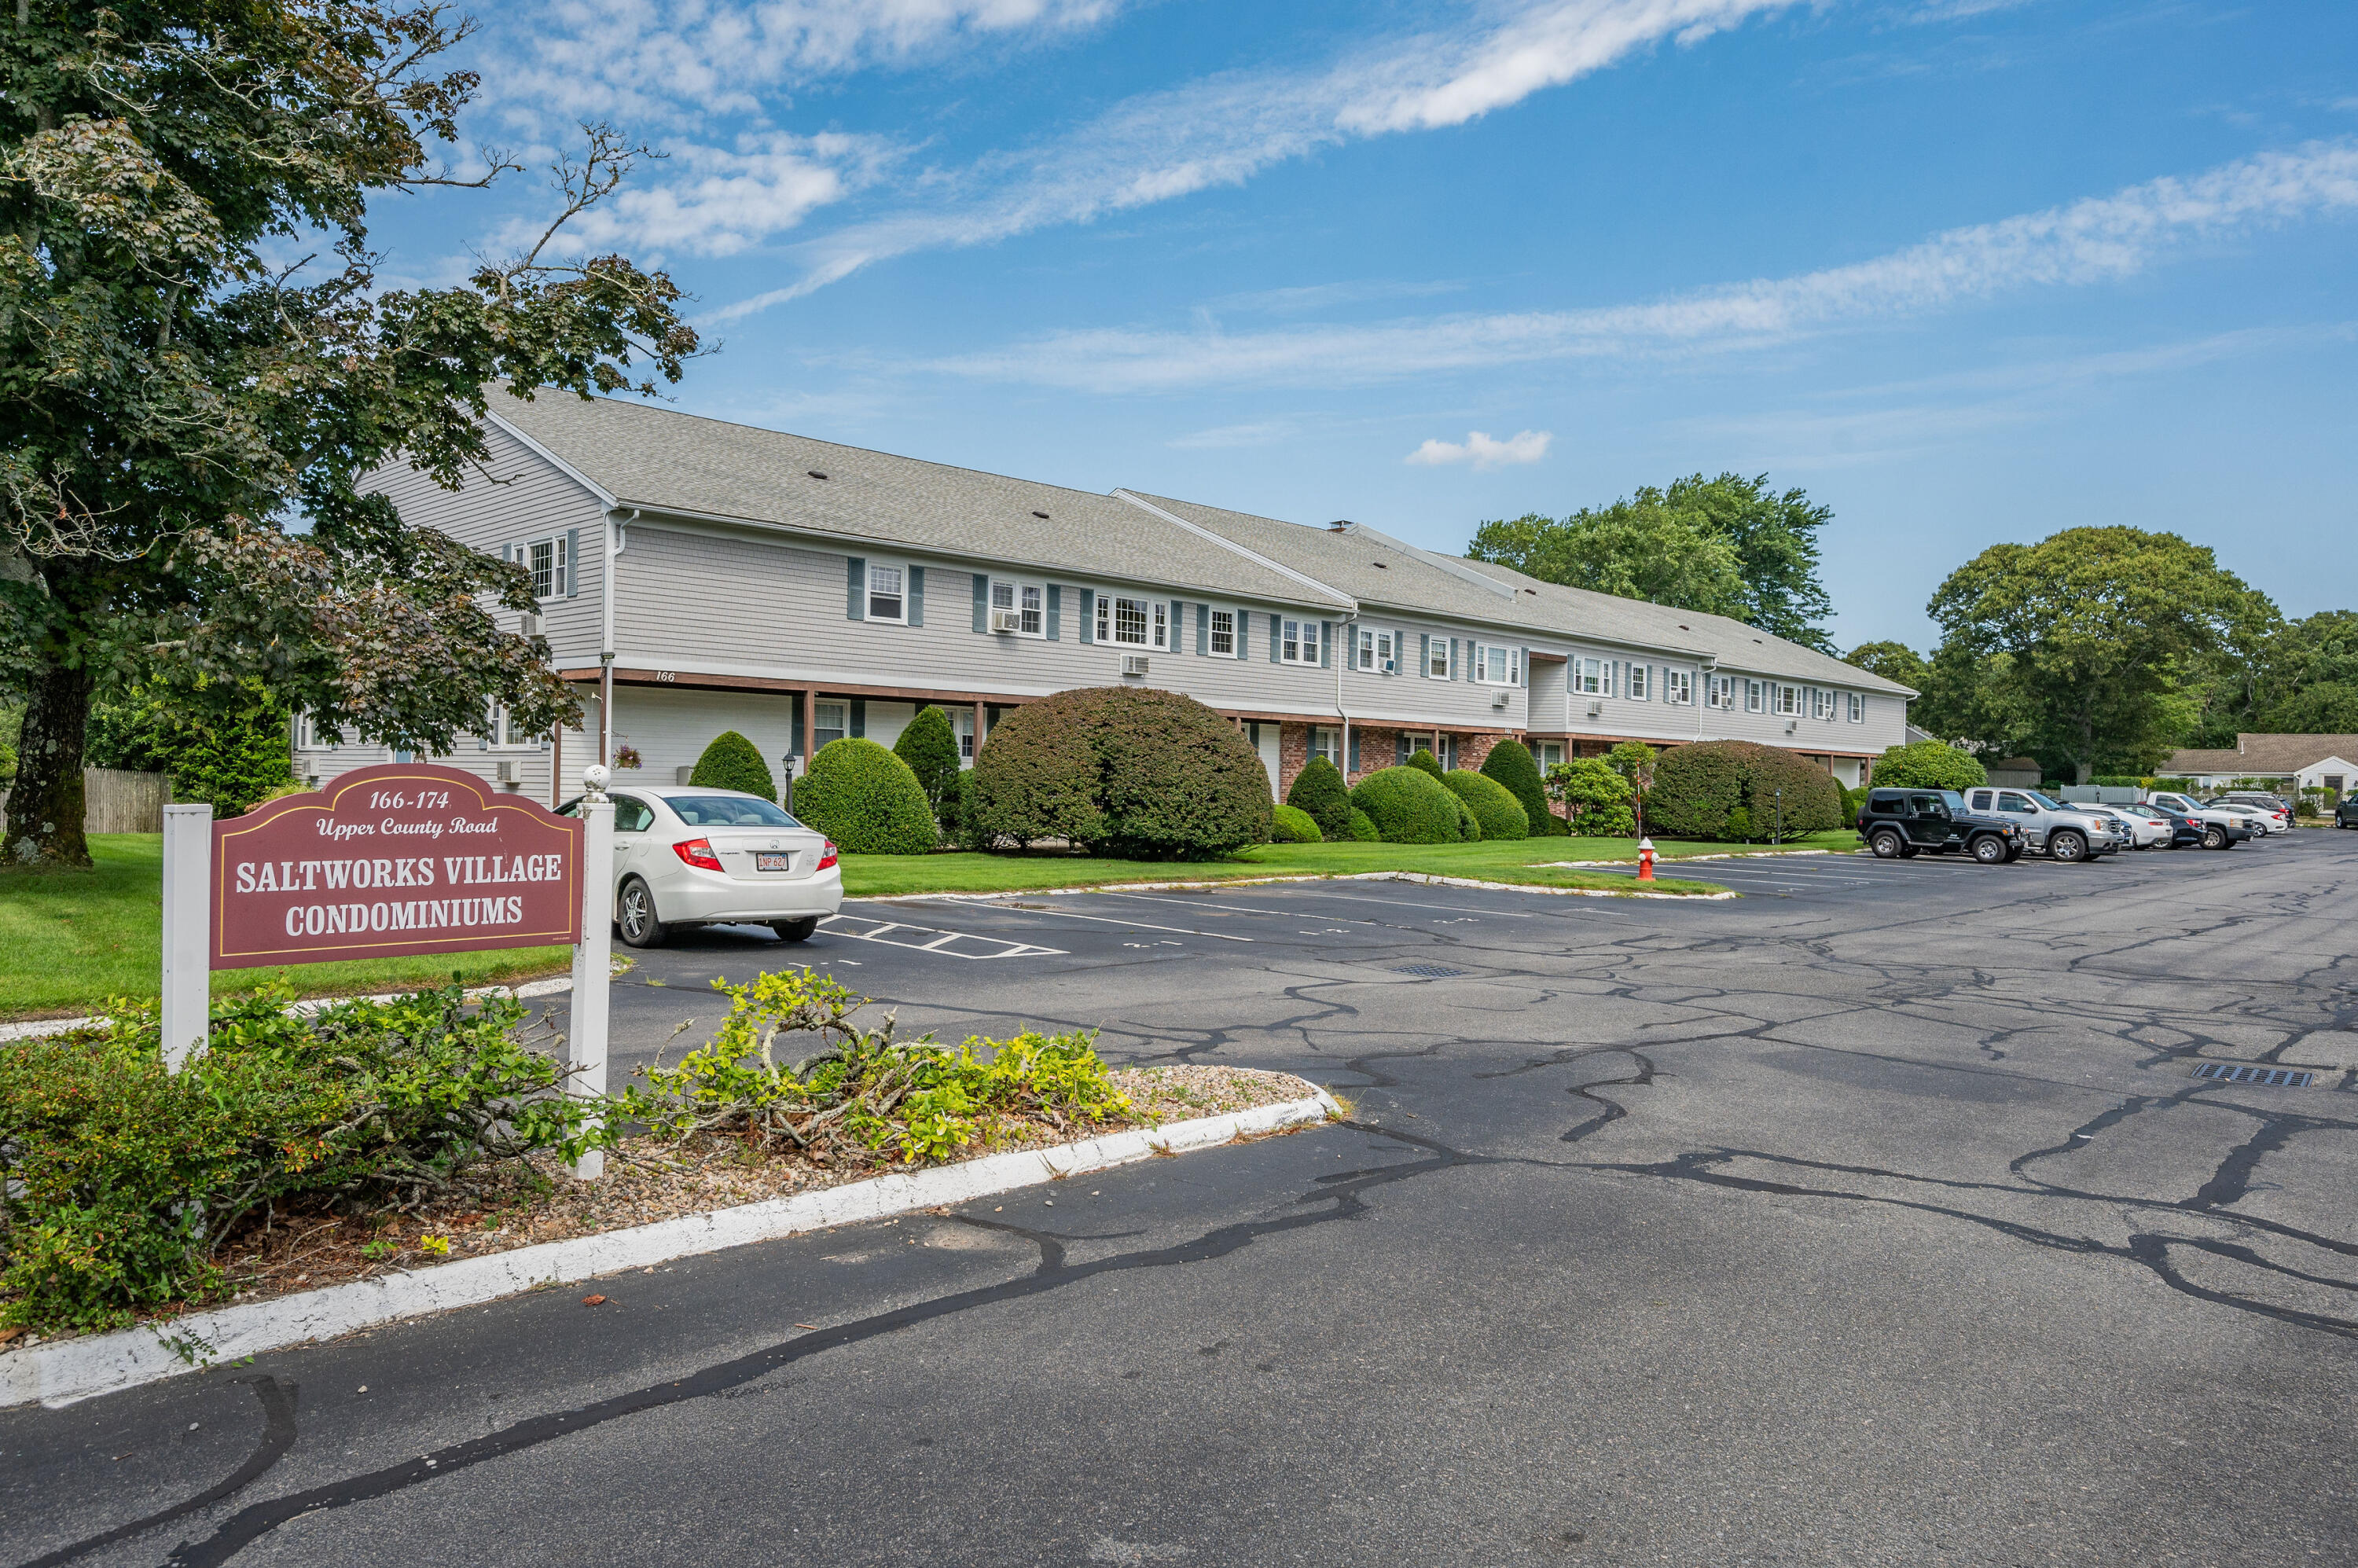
[{"x1": 1962, "y1": 787, "x2": 2125, "y2": 861}]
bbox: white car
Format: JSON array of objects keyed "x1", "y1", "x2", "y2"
[
  {"x1": 2084, "y1": 805, "x2": 2171, "y2": 850},
  {"x1": 2206, "y1": 799, "x2": 2287, "y2": 835},
  {"x1": 560, "y1": 786, "x2": 843, "y2": 948}
]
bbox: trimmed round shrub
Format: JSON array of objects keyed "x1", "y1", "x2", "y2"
[
  {"x1": 1445, "y1": 769, "x2": 1527, "y2": 840},
  {"x1": 1286, "y1": 756, "x2": 1353, "y2": 839},
  {"x1": 1351, "y1": 766, "x2": 1471, "y2": 843},
  {"x1": 795, "y1": 739, "x2": 938, "y2": 854},
  {"x1": 1548, "y1": 758, "x2": 1636, "y2": 837},
  {"x1": 1870, "y1": 740, "x2": 1986, "y2": 791},
  {"x1": 1347, "y1": 808, "x2": 1381, "y2": 843},
  {"x1": 1646, "y1": 740, "x2": 1847, "y2": 842},
  {"x1": 688, "y1": 729, "x2": 776, "y2": 802},
  {"x1": 894, "y1": 705, "x2": 963, "y2": 820},
  {"x1": 1272, "y1": 802, "x2": 1323, "y2": 843},
  {"x1": 1479, "y1": 740, "x2": 1552, "y2": 837},
  {"x1": 967, "y1": 687, "x2": 1272, "y2": 859},
  {"x1": 1406, "y1": 747, "x2": 1445, "y2": 780}
]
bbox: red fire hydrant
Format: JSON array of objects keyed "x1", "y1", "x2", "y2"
[{"x1": 1637, "y1": 837, "x2": 1656, "y2": 882}]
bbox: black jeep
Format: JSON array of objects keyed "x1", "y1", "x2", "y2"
[{"x1": 1857, "y1": 788, "x2": 2026, "y2": 864}]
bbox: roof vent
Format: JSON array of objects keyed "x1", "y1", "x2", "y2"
[
  {"x1": 1031, "y1": 510, "x2": 1049, "y2": 520},
  {"x1": 1327, "y1": 520, "x2": 1353, "y2": 532},
  {"x1": 1372, "y1": 560, "x2": 1389, "y2": 569},
  {"x1": 1678, "y1": 624, "x2": 1691, "y2": 630},
  {"x1": 807, "y1": 470, "x2": 829, "y2": 481}
]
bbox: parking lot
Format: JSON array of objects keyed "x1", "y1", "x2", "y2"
[{"x1": 12, "y1": 831, "x2": 2356, "y2": 1568}]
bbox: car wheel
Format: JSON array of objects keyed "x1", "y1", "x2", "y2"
[
  {"x1": 2050, "y1": 830, "x2": 2087, "y2": 862},
  {"x1": 1971, "y1": 834, "x2": 2007, "y2": 865},
  {"x1": 1869, "y1": 828, "x2": 1904, "y2": 859},
  {"x1": 771, "y1": 916, "x2": 820, "y2": 943},
  {"x1": 2202, "y1": 824, "x2": 2228, "y2": 850},
  {"x1": 617, "y1": 876, "x2": 667, "y2": 948}
]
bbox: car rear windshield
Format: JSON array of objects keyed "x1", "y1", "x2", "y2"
[{"x1": 667, "y1": 795, "x2": 803, "y2": 828}]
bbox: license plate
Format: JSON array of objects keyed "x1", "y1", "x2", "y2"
[{"x1": 755, "y1": 852, "x2": 792, "y2": 873}]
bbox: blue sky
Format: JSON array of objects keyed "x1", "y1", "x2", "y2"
[{"x1": 373, "y1": 1, "x2": 2358, "y2": 652}]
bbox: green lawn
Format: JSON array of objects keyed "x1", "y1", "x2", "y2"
[
  {"x1": 839, "y1": 831, "x2": 1860, "y2": 898},
  {"x1": 0, "y1": 835, "x2": 572, "y2": 1021}
]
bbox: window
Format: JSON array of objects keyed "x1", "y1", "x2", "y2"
[
  {"x1": 521, "y1": 534, "x2": 570, "y2": 600},
  {"x1": 1281, "y1": 619, "x2": 1320, "y2": 665},
  {"x1": 671, "y1": 796, "x2": 803, "y2": 828},
  {"x1": 1847, "y1": 692, "x2": 1865, "y2": 723},
  {"x1": 1097, "y1": 594, "x2": 1166, "y2": 648},
  {"x1": 612, "y1": 795, "x2": 656, "y2": 834},
  {"x1": 1996, "y1": 791, "x2": 2037, "y2": 814},
  {"x1": 1776, "y1": 684, "x2": 1802, "y2": 717},
  {"x1": 1427, "y1": 637, "x2": 1449, "y2": 679},
  {"x1": 1537, "y1": 742, "x2": 1565, "y2": 768},
  {"x1": 1473, "y1": 644, "x2": 1519, "y2": 685},
  {"x1": 1706, "y1": 674, "x2": 1735, "y2": 711},
  {"x1": 1210, "y1": 608, "x2": 1236, "y2": 656},
  {"x1": 479, "y1": 703, "x2": 534, "y2": 749},
  {"x1": 867, "y1": 563, "x2": 905, "y2": 622},
  {"x1": 1665, "y1": 669, "x2": 1695, "y2": 705},
  {"x1": 814, "y1": 702, "x2": 847, "y2": 747},
  {"x1": 990, "y1": 580, "x2": 1045, "y2": 637},
  {"x1": 1356, "y1": 627, "x2": 1397, "y2": 673},
  {"x1": 1812, "y1": 687, "x2": 1832, "y2": 721},
  {"x1": 1574, "y1": 657, "x2": 1604, "y2": 696},
  {"x1": 1746, "y1": 680, "x2": 1766, "y2": 714},
  {"x1": 1310, "y1": 726, "x2": 1340, "y2": 766},
  {"x1": 1629, "y1": 665, "x2": 1652, "y2": 702}
]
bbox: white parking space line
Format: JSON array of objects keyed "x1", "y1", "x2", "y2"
[
  {"x1": 969, "y1": 904, "x2": 1255, "y2": 942},
  {"x1": 820, "y1": 915, "x2": 1067, "y2": 959},
  {"x1": 1269, "y1": 889, "x2": 1540, "y2": 918},
  {"x1": 1084, "y1": 890, "x2": 1387, "y2": 925}
]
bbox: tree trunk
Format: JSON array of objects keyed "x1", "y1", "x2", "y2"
[{"x1": 2, "y1": 653, "x2": 96, "y2": 867}]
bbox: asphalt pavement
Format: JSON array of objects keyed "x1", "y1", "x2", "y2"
[{"x1": 9, "y1": 834, "x2": 2358, "y2": 1567}]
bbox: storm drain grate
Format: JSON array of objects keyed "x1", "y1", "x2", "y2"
[
  {"x1": 1390, "y1": 964, "x2": 1467, "y2": 979},
  {"x1": 2191, "y1": 1062, "x2": 2315, "y2": 1089}
]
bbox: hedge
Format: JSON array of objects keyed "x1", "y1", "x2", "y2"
[
  {"x1": 1351, "y1": 766, "x2": 1471, "y2": 843},
  {"x1": 1869, "y1": 740, "x2": 1986, "y2": 792},
  {"x1": 1406, "y1": 747, "x2": 1445, "y2": 780},
  {"x1": 795, "y1": 738, "x2": 938, "y2": 854},
  {"x1": 1646, "y1": 740, "x2": 1847, "y2": 841},
  {"x1": 1479, "y1": 740, "x2": 1555, "y2": 837},
  {"x1": 1272, "y1": 802, "x2": 1323, "y2": 843},
  {"x1": 1286, "y1": 756, "x2": 1353, "y2": 839},
  {"x1": 1444, "y1": 769, "x2": 1527, "y2": 840},
  {"x1": 689, "y1": 729, "x2": 777, "y2": 801},
  {"x1": 966, "y1": 687, "x2": 1272, "y2": 858},
  {"x1": 1347, "y1": 807, "x2": 1381, "y2": 842},
  {"x1": 894, "y1": 706, "x2": 964, "y2": 821}
]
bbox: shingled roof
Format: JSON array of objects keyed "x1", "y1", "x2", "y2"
[{"x1": 2160, "y1": 735, "x2": 2358, "y2": 774}]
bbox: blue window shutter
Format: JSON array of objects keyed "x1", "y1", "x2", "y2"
[
  {"x1": 1195, "y1": 604, "x2": 1208, "y2": 655},
  {"x1": 1269, "y1": 614, "x2": 1280, "y2": 663},
  {"x1": 847, "y1": 557, "x2": 866, "y2": 621},
  {"x1": 792, "y1": 699, "x2": 804, "y2": 760},
  {"x1": 909, "y1": 565, "x2": 925, "y2": 626},
  {"x1": 1420, "y1": 633, "x2": 1430, "y2": 678},
  {"x1": 565, "y1": 528, "x2": 580, "y2": 597},
  {"x1": 1080, "y1": 589, "x2": 1095, "y2": 642},
  {"x1": 1320, "y1": 622, "x2": 1332, "y2": 669},
  {"x1": 971, "y1": 572, "x2": 987, "y2": 634},
  {"x1": 1047, "y1": 584, "x2": 1061, "y2": 641},
  {"x1": 1449, "y1": 638, "x2": 1460, "y2": 681},
  {"x1": 1349, "y1": 729, "x2": 1361, "y2": 773},
  {"x1": 850, "y1": 699, "x2": 866, "y2": 739},
  {"x1": 1170, "y1": 599, "x2": 1183, "y2": 652}
]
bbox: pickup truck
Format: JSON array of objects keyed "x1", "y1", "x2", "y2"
[
  {"x1": 1857, "y1": 788, "x2": 2026, "y2": 863},
  {"x1": 2145, "y1": 791, "x2": 2256, "y2": 850},
  {"x1": 1959, "y1": 787, "x2": 2125, "y2": 861}
]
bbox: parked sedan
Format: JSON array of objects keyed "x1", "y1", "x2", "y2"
[
  {"x1": 559, "y1": 786, "x2": 842, "y2": 949},
  {"x1": 2206, "y1": 799, "x2": 2286, "y2": 836},
  {"x1": 2085, "y1": 805, "x2": 2172, "y2": 850},
  {"x1": 2119, "y1": 802, "x2": 2204, "y2": 848}
]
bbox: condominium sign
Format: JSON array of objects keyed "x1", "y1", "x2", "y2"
[{"x1": 211, "y1": 763, "x2": 584, "y2": 968}]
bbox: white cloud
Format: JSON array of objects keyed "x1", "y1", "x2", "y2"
[
  {"x1": 1406, "y1": 430, "x2": 1555, "y2": 469},
  {"x1": 565, "y1": 132, "x2": 895, "y2": 258},
  {"x1": 920, "y1": 140, "x2": 2358, "y2": 391},
  {"x1": 711, "y1": 0, "x2": 1804, "y2": 317}
]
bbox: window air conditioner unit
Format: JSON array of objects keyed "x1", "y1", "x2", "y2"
[
  {"x1": 494, "y1": 759, "x2": 516, "y2": 784},
  {"x1": 1491, "y1": 690, "x2": 1511, "y2": 710},
  {"x1": 1121, "y1": 654, "x2": 1151, "y2": 678},
  {"x1": 520, "y1": 612, "x2": 541, "y2": 635},
  {"x1": 989, "y1": 608, "x2": 1023, "y2": 633},
  {"x1": 1785, "y1": 719, "x2": 1798, "y2": 733},
  {"x1": 1585, "y1": 700, "x2": 1603, "y2": 718}
]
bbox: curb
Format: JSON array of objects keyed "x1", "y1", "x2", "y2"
[
  {"x1": 869, "y1": 868, "x2": 1737, "y2": 903},
  {"x1": 0, "y1": 1090, "x2": 1340, "y2": 1410},
  {"x1": 0, "y1": 975, "x2": 580, "y2": 1046}
]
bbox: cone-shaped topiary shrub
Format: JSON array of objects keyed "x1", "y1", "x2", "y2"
[
  {"x1": 1272, "y1": 802, "x2": 1322, "y2": 843},
  {"x1": 967, "y1": 687, "x2": 1272, "y2": 858},
  {"x1": 894, "y1": 706, "x2": 964, "y2": 821},
  {"x1": 795, "y1": 739, "x2": 938, "y2": 854},
  {"x1": 1444, "y1": 769, "x2": 1528, "y2": 840},
  {"x1": 1285, "y1": 755, "x2": 1353, "y2": 839},
  {"x1": 1478, "y1": 740, "x2": 1552, "y2": 837},
  {"x1": 1350, "y1": 765, "x2": 1471, "y2": 843},
  {"x1": 1406, "y1": 747, "x2": 1445, "y2": 780},
  {"x1": 1347, "y1": 808, "x2": 1382, "y2": 842},
  {"x1": 689, "y1": 730, "x2": 777, "y2": 802},
  {"x1": 1645, "y1": 740, "x2": 1846, "y2": 841}
]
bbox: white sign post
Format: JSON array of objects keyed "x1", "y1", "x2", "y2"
[
  {"x1": 565, "y1": 768, "x2": 615, "y2": 1179},
  {"x1": 160, "y1": 802, "x2": 214, "y2": 1070}
]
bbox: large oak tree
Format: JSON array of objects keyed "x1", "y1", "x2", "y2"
[{"x1": 1, "y1": 0, "x2": 696, "y2": 865}]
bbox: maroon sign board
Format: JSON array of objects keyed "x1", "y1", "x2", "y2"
[{"x1": 211, "y1": 763, "x2": 585, "y2": 970}]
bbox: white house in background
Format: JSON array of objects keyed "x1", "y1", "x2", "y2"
[
  {"x1": 293, "y1": 389, "x2": 1915, "y2": 806},
  {"x1": 2158, "y1": 735, "x2": 2358, "y2": 799}
]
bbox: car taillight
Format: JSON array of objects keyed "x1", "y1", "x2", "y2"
[
  {"x1": 673, "y1": 837, "x2": 723, "y2": 872},
  {"x1": 817, "y1": 841, "x2": 839, "y2": 871}
]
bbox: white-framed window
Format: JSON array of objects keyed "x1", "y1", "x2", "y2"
[
  {"x1": 1745, "y1": 680, "x2": 1767, "y2": 714},
  {"x1": 1210, "y1": 608, "x2": 1236, "y2": 656},
  {"x1": 299, "y1": 713, "x2": 351, "y2": 749},
  {"x1": 479, "y1": 702, "x2": 534, "y2": 750},
  {"x1": 1537, "y1": 741, "x2": 1565, "y2": 768},
  {"x1": 1474, "y1": 643, "x2": 1520, "y2": 685},
  {"x1": 866, "y1": 562, "x2": 906, "y2": 622},
  {"x1": 955, "y1": 707, "x2": 987, "y2": 761},
  {"x1": 1281, "y1": 618, "x2": 1321, "y2": 665},
  {"x1": 814, "y1": 702, "x2": 848, "y2": 747},
  {"x1": 1310, "y1": 726, "x2": 1340, "y2": 766},
  {"x1": 1812, "y1": 687, "x2": 1832, "y2": 720},
  {"x1": 1096, "y1": 593, "x2": 1167, "y2": 649},
  {"x1": 1706, "y1": 674, "x2": 1735, "y2": 711},
  {"x1": 1776, "y1": 684, "x2": 1802, "y2": 717},
  {"x1": 1629, "y1": 664, "x2": 1652, "y2": 702},
  {"x1": 1355, "y1": 627, "x2": 1398, "y2": 674},
  {"x1": 1848, "y1": 692, "x2": 1866, "y2": 723},
  {"x1": 1665, "y1": 669, "x2": 1695, "y2": 705},
  {"x1": 1427, "y1": 635, "x2": 1450, "y2": 679},
  {"x1": 990, "y1": 579, "x2": 1045, "y2": 637},
  {"x1": 1574, "y1": 656, "x2": 1604, "y2": 696},
  {"x1": 520, "y1": 534, "x2": 570, "y2": 601}
]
